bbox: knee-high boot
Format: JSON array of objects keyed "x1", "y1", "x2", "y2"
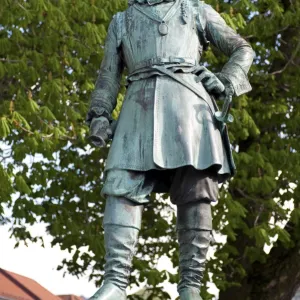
[
  {"x1": 176, "y1": 201, "x2": 212, "y2": 300},
  {"x1": 89, "y1": 196, "x2": 143, "y2": 300}
]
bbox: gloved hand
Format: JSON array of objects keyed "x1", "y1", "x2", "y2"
[
  {"x1": 194, "y1": 66, "x2": 225, "y2": 95},
  {"x1": 88, "y1": 116, "x2": 113, "y2": 147}
]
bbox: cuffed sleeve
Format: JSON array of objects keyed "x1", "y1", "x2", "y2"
[
  {"x1": 86, "y1": 13, "x2": 124, "y2": 125},
  {"x1": 215, "y1": 72, "x2": 235, "y2": 100},
  {"x1": 203, "y1": 4, "x2": 255, "y2": 96}
]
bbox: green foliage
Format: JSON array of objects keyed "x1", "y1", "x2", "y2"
[
  {"x1": 206, "y1": 0, "x2": 300, "y2": 298},
  {"x1": 1, "y1": 0, "x2": 300, "y2": 299}
]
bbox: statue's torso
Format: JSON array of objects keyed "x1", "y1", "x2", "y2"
[{"x1": 121, "y1": 2, "x2": 202, "y2": 74}]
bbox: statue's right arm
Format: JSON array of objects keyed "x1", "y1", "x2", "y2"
[
  {"x1": 201, "y1": 4, "x2": 255, "y2": 98},
  {"x1": 86, "y1": 14, "x2": 124, "y2": 126}
]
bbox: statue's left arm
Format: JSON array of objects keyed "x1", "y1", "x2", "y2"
[{"x1": 202, "y1": 4, "x2": 255, "y2": 97}]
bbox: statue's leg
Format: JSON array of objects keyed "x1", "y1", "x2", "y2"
[
  {"x1": 89, "y1": 196, "x2": 144, "y2": 300},
  {"x1": 176, "y1": 201, "x2": 212, "y2": 300},
  {"x1": 89, "y1": 169, "x2": 154, "y2": 300},
  {"x1": 170, "y1": 166, "x2": 218, "y2": 300}
]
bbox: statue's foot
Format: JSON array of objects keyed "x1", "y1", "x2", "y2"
[
  {"x1": 89, "y1": 282, "x2": 126, "y2": 300},
  {"x1": 179, "y1": 287, "x2": 202, "y2": 300}
]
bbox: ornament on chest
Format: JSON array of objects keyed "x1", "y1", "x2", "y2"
[{"x1": 131, "y1": 0, "x2": 190, "y2": 37}]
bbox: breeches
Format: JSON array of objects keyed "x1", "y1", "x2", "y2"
[{"x1": 101, "y1": 166, "x2": 219, "y2": 205}]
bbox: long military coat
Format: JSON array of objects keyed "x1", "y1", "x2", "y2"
[{"x1": 87, "y1": 0, "x2": 254, "y2": 182}]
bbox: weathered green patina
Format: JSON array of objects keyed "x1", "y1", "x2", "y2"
[
  {"x1": 87, "y1": 0, "x2": 254, "y2": 299},
  {"x1": 87, "y1": 0, "x2": 254, "y2": 179}
]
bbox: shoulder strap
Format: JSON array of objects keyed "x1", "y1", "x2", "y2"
[{"x1": 189, "y1": 0, "x2": 210, "y2": 51}]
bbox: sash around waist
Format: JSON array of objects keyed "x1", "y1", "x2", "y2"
[
  {"x1": 128, "y1": 56, "x2": 197, "y2": 76},
  {"x1": 127, "y1": 63, "x2": 218, "y2": 118}
]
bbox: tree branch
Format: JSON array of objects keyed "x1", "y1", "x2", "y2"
[{"x1": 269, "y1": 39, "x2": 300, "y2": 75}]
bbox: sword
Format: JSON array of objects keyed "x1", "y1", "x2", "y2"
[{"x1": 214, "y1": 93, "x2": 234, "y2": 127}]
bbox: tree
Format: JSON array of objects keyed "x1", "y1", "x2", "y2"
[{"x1": 0, "y1": 0, "x2": 299, "y2": 299}]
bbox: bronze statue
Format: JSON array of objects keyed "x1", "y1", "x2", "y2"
[{"x1": 86, "y1": 0, "x2": 254, "y2": 299}]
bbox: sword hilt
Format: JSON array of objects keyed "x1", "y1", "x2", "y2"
[{"x1": 215, "y1": 94, "x2": 234, "y2": 124}]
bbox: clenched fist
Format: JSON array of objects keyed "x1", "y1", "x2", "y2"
[
  {"x1": 194, "y1": 66, "x2": 225, "y2": 95},
  {"x1": 88, "y1": 116, "x2": 113, "y2": 147}
]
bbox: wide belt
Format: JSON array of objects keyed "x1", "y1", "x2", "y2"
[{"x1": 130, "y1": 56, "x2": 196, "y2": 75}]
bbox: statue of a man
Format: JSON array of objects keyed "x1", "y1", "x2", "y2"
[{"x1": 86, "y1": 0, "x2": 254, "y2": 299}]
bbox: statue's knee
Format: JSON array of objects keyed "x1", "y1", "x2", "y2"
[
  {"x1": 176, "y1": 200, "x2": 212, "y2": 231},
  {"x1": 103, "y1": 196, "x2": 144, "y2": 229}
]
